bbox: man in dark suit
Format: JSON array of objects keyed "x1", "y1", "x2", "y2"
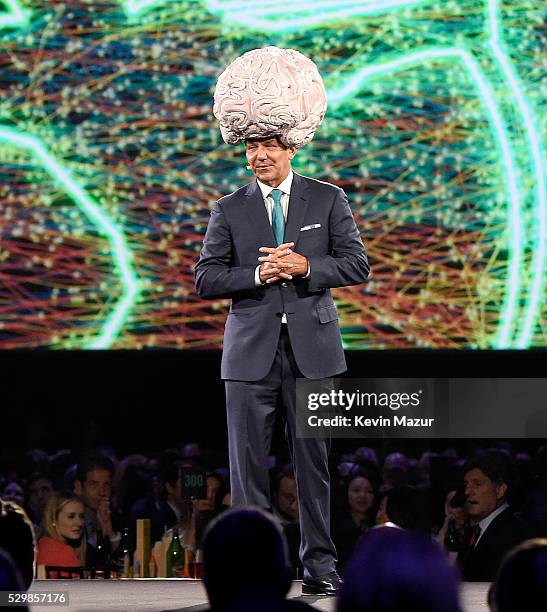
[
  {"x1": 129, "y1": 462, "x2": 183, "y2": 546},
  {"x1": 458, "y1": 451, "x2": 529, "y2": 581},
  {"x1": 195, "y1": 132, "x2": 369, "y2": 594},
  {"x1": 196, "y1": 45, "x2": 369, "y2": 595}
]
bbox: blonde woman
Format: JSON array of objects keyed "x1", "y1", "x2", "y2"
[{"x1": 36, "y1": 491, "x2": 86, "y2": 575}]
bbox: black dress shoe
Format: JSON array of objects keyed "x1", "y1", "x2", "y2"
[{"x1": 302, "y1": 571, "x2": 342, "y2": 596}]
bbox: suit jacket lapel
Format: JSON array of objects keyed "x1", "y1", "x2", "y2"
[
  {"x1": 244, "y1": 181, "x2": 276, "y2": 246},
  {"x1": 284, "y1": 173, "x2": 309, "y2": 248}
]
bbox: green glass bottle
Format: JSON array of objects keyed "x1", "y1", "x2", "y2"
[{"x1": 166, "y1": 527, "x2": 185, "y2": 578}]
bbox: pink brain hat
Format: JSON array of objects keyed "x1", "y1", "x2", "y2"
[{"x1": 213, "y1": 46, "x2": 327, "y2": 149}]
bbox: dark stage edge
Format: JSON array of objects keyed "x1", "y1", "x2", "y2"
[{"x1": 26, "y1": 579, "x2": 490, "y2": 611}]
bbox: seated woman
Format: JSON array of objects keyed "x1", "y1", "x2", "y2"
[
  {"x1": 36, "y1": 491, "x2": 86, "y2": 578},
  {"x1": 332, "y1": 465, "x2": 380, "y2": 571}
]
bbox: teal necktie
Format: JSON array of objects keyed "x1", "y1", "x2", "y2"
[{"x1": 270, "y1": 188, "x2": 285, "y2": 246}]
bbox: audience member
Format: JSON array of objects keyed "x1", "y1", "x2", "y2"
[
  {"x1": 376, "y1": 485, "x2": 430, "y2": 532},
  {"x1": 437, "y1": 487, "x2": 470, "y2": 558},
  {"x1": 22, "y1": 449, "x2": 50, "y2": 477},
  {"x1": 193, "y1": 471, "x2": 232, "y2": 550},
  {"x1": 332, "y1": 465, "x2": 379, "y2": 571},
  {"x1": 488, "y1": 538, "x2": 547, "y2": 612},
  {"x1": 1, "y1": 480, "x2": 25, "y2": 507},
  {"x1": 0, "y1": 498, "x2": 35, "y2": 589},
  {"x1": 74, "y1": 454, "x2": 120, "y2": 550},
  {"x1": 272, "y1": 466, "x2": 299, "y2": 525},
  {"x1": 49, "y1": 449, "x2": 75, "y2": 484},
  {"x1": 381, "y1": 452, "x2": 409, "y2": 491},
  {"x1": 272, "y1": 465, "x2": 301, "y2": 578},
  {"x1": 130, "y1": 461, "x2": 193, "y2": 547},
  {"x1": 337, "y1": 526, "x2": 463, "y2": 612},
  {"x1": 36, "y1": 491, "x2": 86, "y2": 575},
  {"x1": 352, "y1": 447, "x2": 379, "y2": 468},
  {"x1": 195, "y1": 472, "x2": 225, "y2": 515},
  {"x1": 202, "y1": 507, "x2": 314, "y2": 612},
  {"x1": 181, "y1": 442, "x2": 203, "y2": 466},
  {"x1": 25, "y1": 473, "x2": 55, "y2": 536},
  {"x1": 426, "y1": 453, "x2": 466, "y2": 532},
  {"x1": 115, "y1": 459, "x2": 152, "y2": 518},
  {"x1": 130, "y1": 463, "x2": 227, "y2": 556},
  {"x1": 458, "y1": 451, "x2": 529, "y2": 581}
]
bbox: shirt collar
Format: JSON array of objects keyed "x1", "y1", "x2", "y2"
[
  {"x1": 257, "y1": 169, "x2": 294, "y2": 200},
  {"x1": 477, "y1": 502, "x2": 509, "y2": 535}
]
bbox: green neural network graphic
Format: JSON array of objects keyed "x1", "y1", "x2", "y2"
[{"x1": 0, "y1": 0, "x2": 544, "y2": 349}]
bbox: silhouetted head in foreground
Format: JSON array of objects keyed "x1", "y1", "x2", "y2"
[
  {"x1": 0, "y1": 548, "x2": 30, "y2": 611},
  {"x1": 0, "y1": 499, "x2": 35, "y2": 590},
  {"x1": 203, "y1": 508, "x2": 292, "y2": 610},
  {"x1": 489, "y1": 538, "x2": 547, "y2": 612},
  {"x1": 337, "y1": 526, "x2": 462, "y2": 612}
]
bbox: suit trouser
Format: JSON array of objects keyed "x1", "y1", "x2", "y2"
[{"x1": 225, "y1": 325, "x2": 337, "y2": 578}]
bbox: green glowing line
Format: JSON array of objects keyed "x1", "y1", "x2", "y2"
[
  {"x1": 123, "y1": 0, "x2": 172, "y2": 16},
  {"x1": 0, "y1": 0, "x2": 30, "y2": 29},
  {"x1": 327, "y1": 48, "x2": 524, "y2": 350},
  {"x1": 123, "y1": 0, "x2": 425, "y2": 22},
  {"x1": 487, "y1": 0, "x2": 546, "y2": 348},
  {"x1": 0, "y1": 126, "x2": 142, "y2": 348},
  {"x1": 209, "y1": 0, "x2": 425, "y2": 31}
]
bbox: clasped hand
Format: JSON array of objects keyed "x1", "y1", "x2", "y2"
[{"x1": 258, "y1": 242, "x2": 308, "y2": 284}]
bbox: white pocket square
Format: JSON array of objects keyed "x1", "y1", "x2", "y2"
[{"x1": 300, "y1": 224, "x2": 321, "y2": 232}]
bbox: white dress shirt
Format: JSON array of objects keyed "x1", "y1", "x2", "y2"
[
  {"x1": 253, "y1": 171, "x2": 310, "y2": 323},
  {"x1": 254, "y1": 171, "x2": 294, "y2": 293},
  {"x1": 257, "y1": 170, "x2": 294, "y2": 225}
]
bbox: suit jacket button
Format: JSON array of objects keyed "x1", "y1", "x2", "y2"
[{"x1": 281, "y1": 282, "x2": 288, "y2": 288}]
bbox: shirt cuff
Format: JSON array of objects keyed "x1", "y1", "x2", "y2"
[
  {"x1": 304, "y1": 260, "x2": 311, "y2": 279},
  {"x1": 255, "y1": 265, "x2": 263, "y2": 286}
]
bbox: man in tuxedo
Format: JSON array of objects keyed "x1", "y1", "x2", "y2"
[
  {"x1": 195, "y1": 46, "x2": 369, "y2": 595},
  {"x1": 458, "y1": 451, "x2": 529, "y2": 581}
]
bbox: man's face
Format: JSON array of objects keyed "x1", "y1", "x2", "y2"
[
  {"x1": 245, "y1": 137, "x2": 296, "y2": 187},
  {"x1": 194, "y1": 475, "x2": 222, "y2": 512},
  {"x1": 464, "y1": 468, "x2": 507, "y2": 521},
  {"x1": 275, "y1": 476, "x2": 299, "y2": 522},
  {"x1": 75, "y1": 468, "x2": 112, "y2": 511}
]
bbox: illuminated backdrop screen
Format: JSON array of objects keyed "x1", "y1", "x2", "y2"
[{"x1": 0, "y1": 0, "x2": 544, "y2": 349}]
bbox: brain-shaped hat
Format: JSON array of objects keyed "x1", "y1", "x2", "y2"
[{"x1": 213, "y1": 46, "x2": 327, "y2": 149}]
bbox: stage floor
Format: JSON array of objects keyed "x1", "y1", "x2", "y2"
[{"x1": 26, "y1": 579, "x2": 490, "y2": 612}]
